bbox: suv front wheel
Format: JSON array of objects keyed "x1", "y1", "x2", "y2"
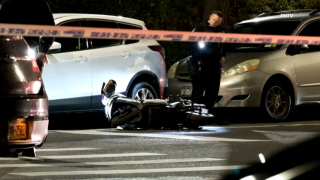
[{"x1": 130, "y1": 82, "x2": 158, "y2": 100}]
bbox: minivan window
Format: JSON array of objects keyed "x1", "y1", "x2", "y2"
[
  {"x1": 230, "y1": 21, "x2": 300, "y2": 52},
  {"x1": 298, "y1": 20, "x2": 320, "y2": 52},
  {"x1": 87, "y1": 20, "x2": 122, "y2": 48}
]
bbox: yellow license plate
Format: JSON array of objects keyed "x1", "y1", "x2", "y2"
[{"x1": 8, "y1": 120, "x2": 27, "y2": 140}]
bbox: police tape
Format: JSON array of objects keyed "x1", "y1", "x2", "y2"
[{"x1": 1, "y1": 23, "x2": 320, "y2": 45}]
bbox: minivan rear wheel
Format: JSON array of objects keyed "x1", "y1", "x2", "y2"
[
  {"x1": 130, "y1": 82, "x2": 158, "y2": 100},
  {"x1": 261, "y1": 81, "x2": 293, "y2": 122}
]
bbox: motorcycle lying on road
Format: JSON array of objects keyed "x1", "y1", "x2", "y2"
[{"x1": 101, "y1": 80, "x2": 216, "y2": 130}]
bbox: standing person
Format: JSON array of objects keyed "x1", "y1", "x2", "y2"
[
  {"x1": 0, "y1": 0, "x2": 55, "y2": 157},
  {"x1": 216, "y1": 11, "x2": 227, "y2": 73},
  {"x1": 0, "y1": 0, "x2": 55, "y2": 72},
  {"x1": 188, "y1": 11, "x2": 224, "y2": 115}
]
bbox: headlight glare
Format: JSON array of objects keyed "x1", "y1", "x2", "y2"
[{"x1": 222, "y1": 59, "x2": 260, "y2": 78}]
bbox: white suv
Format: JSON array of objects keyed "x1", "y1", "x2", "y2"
[{"x1": 42, "y1": 13, "x2": 167, "y2": 113}]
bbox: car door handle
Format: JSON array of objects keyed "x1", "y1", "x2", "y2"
[
  {"x1": 120, "y1": 51, "x2": 131, "y2": 57},
  {"x1": 76, "y1": 56, "x2": 88, "y2": 63}
]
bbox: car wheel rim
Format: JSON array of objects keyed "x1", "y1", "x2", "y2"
[
  {"x1": 135, "y1": 88, "x2": 154, "y2": 100},
  {"x1": 265, "y1": 86, "x2": 290, "y2": 119}
]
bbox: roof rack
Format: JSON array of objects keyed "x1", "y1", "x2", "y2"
[
  {"x1": 278, "y1": 9, "x2": 317, "y2": 13},
  {"x1": 257, "y1": 12, "x2": 277, "y2": 17},
  {"x1": 257, "y1": 9, "x2": 317, "y2": 18},
  {"x1": 310, "y1": 9, "x2": 320, "y2": 15}
]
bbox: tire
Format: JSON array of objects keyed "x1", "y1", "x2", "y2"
[
  {"x1": 261, "y1": 80, "x2": 293, "y2": 122},
  {"x1": 130, "y1": 82, "x2": 158, "y2": 100}
]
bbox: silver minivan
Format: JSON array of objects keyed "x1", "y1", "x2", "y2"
[{"x1": 167, "y1": 9, "x2": 320, "y2": 121}]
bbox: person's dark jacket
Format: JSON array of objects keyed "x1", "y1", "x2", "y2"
[
  {"x1": 0, "y1": 0, "x2": 55, "y2": 53},
  {"x1": 188, "y1": 21, "x2": 223, "y2": 64},
  {"x1": 216, "y1": 25, "x2": 227, "y2": 58}
]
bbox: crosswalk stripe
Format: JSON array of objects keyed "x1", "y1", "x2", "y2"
[
  {"x1": 0, "y1": 158, "x2": 225, "y2": 168},
  {"x1": 83, "y1": 179, "x2": 218, "y2": 180},
  {"x1": 0, "y1": 153, "x2": 165, "y2": 161},
  {"x1": 202, "y1": 122, "x2": 320, "y2": 129},
  {"x1": 36, "y1": 148, "x2": 98, "y2": 152},
  {"x1": 57, "y1": 130, "x2": 271, "y2": 142},
  {"x1": 10, "y1": 166, "x2": 246, "y2": 176}
]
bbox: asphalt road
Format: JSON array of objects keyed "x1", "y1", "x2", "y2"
[{"x1": 1, "y1": 117, "x2": 320, "y2": 180}]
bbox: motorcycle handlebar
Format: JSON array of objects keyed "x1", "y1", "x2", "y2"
[{"x1": 101, "y1": 82, "x2": 105, "y2": 95}]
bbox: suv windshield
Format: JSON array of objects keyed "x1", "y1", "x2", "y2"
[{"x1": 230, "y1": 21, "x2": 301, "y2": 52}]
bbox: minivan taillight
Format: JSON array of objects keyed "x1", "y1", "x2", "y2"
[{"x1": 149, "y1": 45, "x2": 165, "y2": 60}]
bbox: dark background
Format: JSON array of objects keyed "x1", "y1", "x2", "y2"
[{"x1": 46, "y1": 0, "x2": 320, "y2": 70}]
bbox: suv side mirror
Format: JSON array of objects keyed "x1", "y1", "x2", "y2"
[{"x1": 48, "y1": 42, "x2": 61, "y2": 54}]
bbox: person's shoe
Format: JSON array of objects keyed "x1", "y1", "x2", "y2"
[{"x1": 22, "y1": 148, "x2": 36, "y2": 157}]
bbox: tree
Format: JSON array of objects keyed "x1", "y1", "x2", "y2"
[{"x1": 203, "y1": 0, "x2": 231, "y2": 26}]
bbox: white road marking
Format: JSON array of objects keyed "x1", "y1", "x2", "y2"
[
  {"x1": 57, "y1": 130, "x2": 271, "y2": 142},
  {"x1": 252, "y1": 130, "x2": 320, "y2": 145},
  {"x1": 36, "y1": 148, "x2": 98, "y2": 152},
  {"x1": 203, "y1": 122, "x2": 320, "y2": 129},
  {"x1": 0, "y1": 157, "x2": 38, "y2": 161},
  {"x1": 0, "y1": 158, "x2": 224, "y2": 168},
  {"x1": 10, "y1": 166, "x2": 246, "y2": 176},
  {"x1": 68, "y1": 178, "x2": 218, "y2": 180},
  {"x1": 84, "y1": 179, "x2": 218, "y2": 180},
  {"x1": 202, "y1": 125, "x2": 280, "y2": 129},
  {"x1": 0, "y1": 153, "x2": 164, "y2": 161},
  {"x1": 48, "y1": 178, "x2": 218, "y2": 180}
]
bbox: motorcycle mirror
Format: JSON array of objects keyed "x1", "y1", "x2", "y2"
[{"x1": 104, "y1": 80, "x2": 117, "y2": 98}]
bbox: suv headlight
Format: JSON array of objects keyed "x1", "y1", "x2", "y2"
[
  {"x1": 222, "y1": 59, "x2": 260, "y2": 78},
  {"x1": 167, "y1": 61, "x2": 179, "y2": 79}
]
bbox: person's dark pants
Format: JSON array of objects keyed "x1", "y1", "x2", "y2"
[{"x1": 191, "y1": 62, "x2": 221, "y2": 113}]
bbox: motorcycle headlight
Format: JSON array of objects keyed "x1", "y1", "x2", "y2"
[
  {"x1": 221, "y1": 59, "x2": 260, "y2": 78},
  {"x1": 167, "y1": 61, "x2": 179, "y2": 79}
]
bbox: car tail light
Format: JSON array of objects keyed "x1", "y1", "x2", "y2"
[
  {"x1": 16, "y1": 46, "x2": 40, "y2": 72},
  {"x1": 149, "y1": 45, "x2": 165, "y2": 60},
  {"x1": 31, "y1": 60, "x2": 40, "y2": 72}
]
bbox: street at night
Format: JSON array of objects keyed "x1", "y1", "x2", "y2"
[
  {"x1": 1, "y1": 112, "x2": 320, "y2": 180},
  {"x1": 2, "y1": 0, "x2": 320, "y2": 179}
]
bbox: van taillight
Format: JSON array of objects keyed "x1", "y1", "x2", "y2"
[
  {"x1": 148, "y1": 45, "x2": 165, "y2": 60},
  {"x1": 18, "y1": 46, "x2": 40, "y2": 72}
]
